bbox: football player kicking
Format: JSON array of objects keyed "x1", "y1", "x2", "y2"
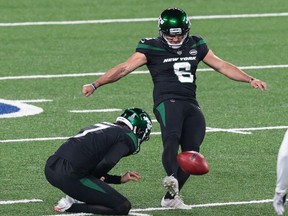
[
  {"x1": 273, "y1": 129, "x2": 288, "y2": 215},
  {"x1": 44, "y1": 108, "x2": 152, "y2": 215},
  {"x1": 82, "y1": 8, "x2": 266, "y2": 209}
]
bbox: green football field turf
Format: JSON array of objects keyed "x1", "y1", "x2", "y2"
[{"x1": 1, "y1": 0, "x2": 288, "y2": 215}]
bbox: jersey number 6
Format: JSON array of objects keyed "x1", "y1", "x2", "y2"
[{"x1": 173, "y1": 62, "x2": 194, "y2": 83}]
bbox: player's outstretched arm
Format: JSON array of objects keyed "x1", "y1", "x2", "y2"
[
  {"x1": 82, "y1": 52, "x2": 147, "y2": 97},
  {"x1": 203, "y1": 50, "x2": 267, "y2": 91}
]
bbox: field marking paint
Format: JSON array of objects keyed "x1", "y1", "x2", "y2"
[
  {"x1": 70, "y1": 108, "x2": 122, "y2": 113},
  {"x1": 1, "y1": 64, "x2": 288, "y2": 81},
  {"x1": 1, "y1": 12, "x2": 288, "y2": 27},
  {"x1": 46, "y1": 214, "x2": 92, "y2": 216},
  {"x1": 0, "y1": 199, "x2": 43, "y2": 204},
  {"x1": 131, "y1": 199, "x2": 273, "y2": 212},
  {"x1": 206, "y1": 126, "x2": 288, "y2": 134},
  {"x1": 0, "y1": 98, "x2": 44, "y2": 118},
  {"x1": 1, "y1": 125, "x2": 288, "y2": 143},
  {"x1": 44, "y1": 213, "x2": 151, "y2": 216},
  {"x1": 129, "y1": 213, "x2": 152, "y2": 216},
  {"x1": 0, "y1": 99, "x2": 53, "y2": 118},
  {"x1": 0, "y1": 137, "x2": 69, "y2": 143},
  {"x1": 206, "y1": 127, "x2": 252, "y2": 134},
  {"x1": 44, "y1": 198, "x2": 273, "y2": 216},
  {"x1": 44, "y1": 212, "x2": 150, "y2": 216},
  {"x1": 16, "y1": 99, "x2": 53, "y2": 103}
]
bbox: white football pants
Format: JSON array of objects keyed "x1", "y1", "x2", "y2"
[{"x1": 276, "y1": 129, "x2": 288, "y2": 194}]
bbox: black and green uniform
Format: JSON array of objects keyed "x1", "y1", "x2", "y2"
[
  {"x1": 136, "y1": 36, "x2": 209, "y2": 194},
  {"x1": 45, "y1": 122, "x2": 138, "y2": 215}
]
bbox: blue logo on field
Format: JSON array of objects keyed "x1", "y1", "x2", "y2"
[
  {"x1": 0, "y1": 102, "x2": 20, "y2": 114},
  {"x1": 0, "y1": 99, "x2": 43, "y2": 118}
]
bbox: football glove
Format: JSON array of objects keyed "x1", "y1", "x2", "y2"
[{"x1": 273, "y1": 192, "x2": 287, "y2": 215}]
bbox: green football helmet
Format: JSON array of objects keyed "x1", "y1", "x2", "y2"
[
  {"x1": 158, "y1": 8, "x2": 191, "y2": 49},
  {"x1": 116, "y1": 108, "x2": 153, "y2": 144}
]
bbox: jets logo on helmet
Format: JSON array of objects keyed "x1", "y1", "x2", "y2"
[
  {"x1": 128, "y1": 113, "x2": 136, "y2": 122},
  {"x1": 116, "y1": 108, "x2": 153, "y2": 148},
  {"x1": 158, "y1": 17, "x2": 165, "y2": 25},
  {"x1": 143, "y1": 115, "x2": 152, "y2": 130}
]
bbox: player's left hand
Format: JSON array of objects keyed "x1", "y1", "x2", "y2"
[
  {"x1": 250, "y1": 79, "x2": 267, "y2": 91},
  {"x1": 121, "y1": 171, "x2": 141, "y2": 183}
]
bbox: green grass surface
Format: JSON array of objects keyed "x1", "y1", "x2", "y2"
[{"x1": 1, "y1": 0, "x2": 288, "y2": 215}]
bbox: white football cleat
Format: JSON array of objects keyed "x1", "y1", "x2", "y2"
[
  {"x1": 273, "y1": 193, "x2": 287, "y2": 215},
  {"x1": 162, "y1": 175, "x2": 179, "y2": 196},
  {"x1": 66, "y1": 195, "x2": 84, "y2": 204},
  {"x1": 54, "y1": 197, "x2": 73, "y2": 212},
  {"x1": 161, "y1": 195, "x2": 191, "y2": 209},
  {"x1": 54, "y1": 195, "x2": 84, "y2": 212}
]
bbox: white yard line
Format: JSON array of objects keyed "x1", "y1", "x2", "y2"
[
  {"x1": 206, "y1": 127, "x2": 252, "y2": 134},
  {"x1": 0, "y1": 137, "x2": 69, "y2": 143},
  {"x1": 0, "y1": 199, "x2": 43, "y2": 204},
  {"x1": 0, "y1": 64, "x2": 288, "y2": 80},
  {"x1": 0, "y1": 12, "x2": 288, "y2": 27},
  {"x1": 45, "y1": 214, "x2": 92, "y2": 216},
  {"x1": 16, "y1": 99, "x2": 53, "y2": 103},
  {"x1": 131, "y1": 199, "x2": 273, "y2": 212},
  {"x1": 42, "y1": 198, "x2": 274, "y2": 216},
  {"x1": 1, "y1": 125, "x2": 288, "y2": 143},
  {"x1": 129, "y1": 213, "x2": 152, "y2": 216},
  {"x1": 70, "y1": 109, "x2": 122, "y2": 113}
]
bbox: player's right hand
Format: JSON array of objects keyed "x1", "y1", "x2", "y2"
[
  {"x1": 82, "y1": 84, "x2": 95, "y2": 97},
  {"x1": 121, "y1": 171, "x2": 141, "y2": 183}
]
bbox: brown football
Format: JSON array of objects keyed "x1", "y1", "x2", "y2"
[{"x1": 177, "y1": 151, "x2": 209, "y2": 175}]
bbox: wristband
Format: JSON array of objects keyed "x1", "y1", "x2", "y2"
[{"x1": 91, "y1": 83, "x2": 97, "y2": 90}]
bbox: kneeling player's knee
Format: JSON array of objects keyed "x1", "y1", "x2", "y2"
[{"x1": 115, "y1": 199, "x2": 131, "y2": 215}]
